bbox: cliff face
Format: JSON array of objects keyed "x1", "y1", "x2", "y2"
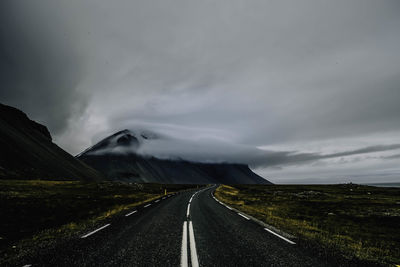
[
  {"x1": 0, "y1": 103, "x2": 52, "y2": 140},
  {"x1": 0, "y1": 103, "x2": 102, "y2": 181}
]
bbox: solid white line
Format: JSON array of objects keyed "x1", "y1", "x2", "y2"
[
  {"x1": 189, "y1": 221, "x2": 199, "y2": 267},
  {"x1": 225, "y1": 205, "x2": 233, "y2": 210},
  {"x1": 144, "y1": 204, "x2": 151, "y2": 208},
  {"x1": 264, "y1": 228, "x2": 296, "y2": 244},
  {"x1": 81, "y1": 224, "x2": 111, "y2": 238},
  {"x1": 125, "y1": 210, "x2": 137, "y2": 217},
  {"x1": 180, "y1": 221, "x2": 188, "y2": 267},
  {"x1": 186, "y1": 203, "x2": 191, "y2": 217},
  {"x1": 238, "y1": 213, "x2": 250, "y2": 220}
]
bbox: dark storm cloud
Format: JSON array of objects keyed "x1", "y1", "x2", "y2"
[
  {"x1": 1, "y1": 0, "x2": 399, "y2": 182},
  {"x1": 79, "y1": 0, "x2": 400, "y2": 149},
  {"x1": 0, "y1": 1, "x2": 86, "y2": 134}
]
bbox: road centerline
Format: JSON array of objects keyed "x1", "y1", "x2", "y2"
[
  {"x1": 181, "y1": 188, "x2": 203, "y2": 267},
  {"x1": 186, "y1": 203, "x2": 191, "y2": 217},
  {"x1": 189, "y1": 221, "x2": 199, "y2": 267},
  {"x1": 180, "y1": 221, "x2": 188, "y2": 267}
]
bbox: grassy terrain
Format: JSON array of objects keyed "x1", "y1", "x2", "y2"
[
  {"x1": 215, "y1": 184, "x2": 400, "y2": 266},
  {"x1": 0, "y1": 179, "x2": 197, "y2": 260}
]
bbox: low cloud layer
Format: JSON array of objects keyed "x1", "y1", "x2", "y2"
[
  {"x1": 1, "y1": 0, "x2": 400, "y2": 183},
  {"x1": 88, "y1": 128, "x2": 400, "y2": 175}
]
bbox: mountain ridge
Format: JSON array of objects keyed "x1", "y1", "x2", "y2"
[
  {"x1": 0, "y1": 103, "x2": 102, "y2": 181},
  {"x1": 78, "y1": 129, "x2": 272, "y2": 184}
]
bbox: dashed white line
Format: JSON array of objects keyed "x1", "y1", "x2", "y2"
[
  {"x1": 186, "y1": 203, "x2": 191, "y2": 217},
  {"x1": 264, "y1": 228, "x2": 296, "y2": 244},
  {"x1": 180, "y1": 221, "x2": 188, "y2": 267},
  {"x1": 144, "y1": 204, "x2": 151, "y2": 208},
  {"x1": 22, "y1": 265, "x2": 32, "y2": 267},
  {"x1": 155, "y1": 200, "x2": 160, "y2": 203},
  {"x1": 213, "y1": 191, "x2": 297, "y2": 245},
  {"x1": 125, "y1": 210, "x2": 137, "y2": 217},
  {"x1": 238, "y1": 213, "x2": 250, "y2": 220},
  {"x1": 189, "y1": 221, "x2": 199, "y2": 267},
  {"x1": 81, "y1": 224, "x2": 111, "y2": 238}
]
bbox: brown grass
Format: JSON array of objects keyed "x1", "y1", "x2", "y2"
[{"x1": 215, "y1": 184, "x2": 400, "y2": 266}]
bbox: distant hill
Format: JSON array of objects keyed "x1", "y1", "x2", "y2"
[
  {"x1": 78, "y1": 130, "x2": 272, "y2": 184},
  {"x1": 0, "y1": 103, "x2": 102, "y2": 181}
]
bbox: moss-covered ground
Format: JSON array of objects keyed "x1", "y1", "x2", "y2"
[
  {"x1": 215, "y1": 184, "x2": 400, "y2": 266},
  {"x1": 0, "y1": 179, "x2": 197, "y2": 256}
]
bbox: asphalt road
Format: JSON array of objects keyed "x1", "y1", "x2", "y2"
[{"x1": 19, "y1": 186, "x2": 328, "y2": 267}]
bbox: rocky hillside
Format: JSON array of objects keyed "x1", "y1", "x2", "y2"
[{"x1": 0, "y1": 103, "x2": 102, "y2": 180}]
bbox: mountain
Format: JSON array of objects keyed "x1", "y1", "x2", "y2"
[
  {"x1": 0, "y1": 103, "x2": 102, "y2": 181},
  {"x1": 77, "y1": 130, "x2": 272, "y2": 184}
]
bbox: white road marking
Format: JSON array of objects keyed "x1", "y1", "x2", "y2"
[
  {"x1": 212, "y1": 193, "x2": 236, "y2": 210},
  {"x1": 155, "y1": 200, "x2": 160, "y2": 203},
  {"x1": 180, "y1": 221, "x2": 188, "y2": 267},
  {"x1": 180, "y1": 189, "x2": 206, "y2": 266},
  {"x1": 125, "y1": 210, "x2": 137, "y2": 217},
  {"x1": 81, "y1": 224, "x2": 111, "y2": 238},
  {"x1": 213, "y1": 191, "x2": 296, "y2": 245},
  {"x1": 189, "y1": 221, "x2": 199, "y2": 267},
  {"x1": 186, "y1": 203, "x2": 191, "y2": 217},
  {"x1": 144, "y1": 204, "x2": 151, "y2": 208},
  {"x1": 162, "y1": 197, "x2": 166, "y2": 200},
  {"x1": 238, "y1": 213, "x2": 250, "y2": 220},
  {"x1": 264, "y1": 228, "x2": 296, "y2": 245},
  {"x1": 22, "y1": 265, "x2": 32, "y2": 267}
]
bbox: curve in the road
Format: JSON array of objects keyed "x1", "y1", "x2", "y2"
[{"x1": 19, "y1": 186, "x2": 330, "y2": 267}]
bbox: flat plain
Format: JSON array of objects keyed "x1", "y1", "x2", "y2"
[
  {"x1": 0, "y1": 179, "x2": 196, "y2": 263},
  {"x1": 215, "y1": 184, "x2": 400, "y2": 266}
]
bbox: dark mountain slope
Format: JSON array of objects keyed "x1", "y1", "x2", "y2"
[
  {"x1": 0, "y1": 103, "x2": 102, "y2": 180},
  {"x1": 78, "y1": 130, "x2": 272, "y2": 184}
]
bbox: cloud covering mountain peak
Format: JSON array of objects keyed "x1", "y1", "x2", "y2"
[{"x1": 79, "y1": 128, "x2": 400, "y2": 177}]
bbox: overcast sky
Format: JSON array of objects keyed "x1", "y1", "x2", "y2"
[{"x1": 1, "y1": 0, "x2": 400, "y2": 183}]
